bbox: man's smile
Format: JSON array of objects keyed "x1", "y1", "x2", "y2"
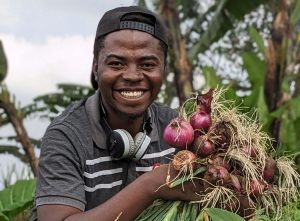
[{"x1": 120, "y1": 91, "x2": 144, "y2": 99}]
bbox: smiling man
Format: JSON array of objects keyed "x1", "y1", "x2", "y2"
[
  {"x1": 33, "y1": 6, "x2": 201, "y2": 221},
  {"x1": 94, "y1": 29, "x2": 164, "y2": 132}
]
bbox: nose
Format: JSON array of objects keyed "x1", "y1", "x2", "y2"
[{"x1": 122, "y1": 65, "x2": 143, "y2": 82}]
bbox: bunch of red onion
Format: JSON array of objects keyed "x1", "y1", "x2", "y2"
[
  {"x1": 163, "y1": 89, "x2": 214, "y2": 152},
  {"x1": 145, "y1": 88, "x2": 300, "y2": 221}
]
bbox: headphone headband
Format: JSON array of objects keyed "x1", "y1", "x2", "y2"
[
  {"x1": 98, "y1": 94, "x2": 152, "y2": 161},
  {"x1": 98, "y1": 94, "x2": 152, "y2": 134}
]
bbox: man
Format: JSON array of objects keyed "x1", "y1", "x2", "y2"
[{"x1": 34, "y1": 6, "x2": 200, "y2": 221}]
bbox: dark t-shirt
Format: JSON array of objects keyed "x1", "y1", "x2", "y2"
[{"x1": 31, "y1": 92, "x2": 177, "y2": 220}]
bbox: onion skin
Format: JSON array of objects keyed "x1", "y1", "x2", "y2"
[
  {"x1": 163, "y1": 117, "x2": 194, "y2": 150},
  {"x1": 211, "y1": 121, "x2": 232, "y2": 149},
  {"x1": 230, "y1": 174, "x2": 242, "y2": 192},
  {"x1": 214, "y1": 166, "x2": 230, "y2": 182},
  {"x1": 250, "y1": 179, "x2": 265, "y2": 196},
  {"x1": 172, "y1": 150, "x2": 197, "y2": 171},
  {"x1": 193, "y1": 137, "x2": 216, "y2": 158},
  {"x1": 208, "y1": 155, "x2": 231, "y2": 171},
  {"x1": 236, "y1": 193, "x2": 256, "y2": 219},
  {"x1": 263, "y1": 156, "x2": 277, "y2": 182},
  {"x1": 204, "y1": 165, "x2": 231, "y2": 186},
  {"x1": 196, "y1": 89, "x2": 214, "y2": 114},
  {"x1": 241, "y1": 145, "x2": 258, "y2": 158},
  {"x1": 190, "y1": 111, "x2": 212, "y2": 137}
]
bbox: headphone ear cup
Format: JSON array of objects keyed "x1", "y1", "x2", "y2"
[
  {"x1": 108, "y1": 129, "x2": 135, "y2": 159},
  {"x1": 132, "y1": 132, "x2": 151, "y2": 161},
  {"x1": 134, "y1": 132, "x2": 146, "y2": 149},
  {"x1": 116, "y1": 129, "x2": 136, "y2": 159}
]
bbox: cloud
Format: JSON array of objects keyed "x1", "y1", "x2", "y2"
[
  {"x1": 0, "y1": 0, "x2": 19, "y2": 28},
  {"x1": 0, "y1": 34, "x2": 94, "y2": 106},
  {"x1": 0, "y1": 0, "x2": 135, "y2": 187},
  {"x1": 0, "y1": 0, "x2": 134, "y2": 41}
]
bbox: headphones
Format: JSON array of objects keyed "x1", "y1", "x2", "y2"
[{"x1": 99, "y1": 99, "x2": 152, "y2": 161}]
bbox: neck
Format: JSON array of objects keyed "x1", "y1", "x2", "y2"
[
  {"x1": 98, "y1": 92, "x2": 146, "y2": 136},
  {"x1": 107, "y1": 114, "x2": 144, "y2": 137}
]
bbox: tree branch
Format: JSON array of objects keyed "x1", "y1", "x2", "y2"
[{"x1": 0, "y1": 94, "x2": 38, "y2": 176}]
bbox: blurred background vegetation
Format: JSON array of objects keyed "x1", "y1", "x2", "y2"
[{"x1": 0, "y1": 0, "x2": 300, "y2": 220}]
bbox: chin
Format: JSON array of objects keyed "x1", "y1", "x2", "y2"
[
  {"x1": 116, "y1": 104, "x2": 149, "y2": 119},
  {"x1": 126, "y1": 112, "x2": 145, "y2": 120}
]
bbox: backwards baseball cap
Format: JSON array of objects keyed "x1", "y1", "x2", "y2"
[{"x1": 93, "y1": 6, "x2": 168, "y2": 54}]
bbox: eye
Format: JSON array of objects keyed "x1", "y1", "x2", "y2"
[
  {"x1": 141, "y1": 62, "x2": 156, "y2": 70},
  {"x1": 108, "y1": 61, "x2": 124, "y2": 69}
]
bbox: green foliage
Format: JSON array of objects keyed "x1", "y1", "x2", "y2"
[
  {"x1": 202, "y1": 67, "x2": 221, "y2": 88},
  {"x1": 189, "y1": 0, "x2": 268, "y2": 60},
  {"x1": 205, "y1": 208, "x2": 245, "y2": 221},
  {"x1": 274, "y1": 96, "x2": 300, "y2": 164},
  {"x1": 0, "y1": 0, "x2": 299, "y2": 219},
  {"x1": 202, "y1": 67, "x2": 242, "y2": 108},
  {"x1": 24, "y1": 83, "x2": 94, "y2": 120},
  {"x1": 182, "y1": 97, "x2": 197, "y2": 119},
  {"x1": 189, "y1": 0, "x2": 231, "y2": 60},
  {"x1": 176, "y1": 0, "x2": 200, "y2": 20},
  {"x1": 136, "y1": 201, "x2": 247, "y2": 221},
  {"x1": 201, "y1": 25, "x2": 300, "y2": 168},
  {"x1": 0, "y1": 164, "x2": 32, "y2": 190},
  {"x1": 169, "y1": 166, "x2": 207, "y2": 188},
  {"x1": 34, "y1": 83, "x2": 93, "y2": 108},
  {"x1": 0, "y1": 136, "x2": 41, "y2": 163},
  {"x1": 158, "y1": 76, "x2": 178, "y2": 107},
  {"x1": 0, "y1": 40, "x2": 8, "y2": 83},
  {"x1": 291, "y1": 0, "x2": 300, "y2": 26},
  {"x1": 224, "y1": 0, "x2": 268, "y2": 20},
  {"x1": 249, "y1": 26, "x2": 266, "y2": 56},
  {"x1": 0, "y1": 145, "x2": 28, "y2": 163},
  {"x1": 153, "y1": 0, "x2": 271, "y2": 106},
  {"x1": 0, "y1": 179, "x2": 35, "y2": 221},
  {"x1": 255, "y1": 198, "x2": 300, "y2": 221},
  {"x1": 241, "y1": 51, "x2": 268, "y2": 125},
  {"x1": 135, "y1": 0, "x2": 147, "y2": 8}
]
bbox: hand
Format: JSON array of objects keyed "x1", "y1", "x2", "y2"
[{"x1": 146, "y1": 164, "x2": 202, "y2": 202}]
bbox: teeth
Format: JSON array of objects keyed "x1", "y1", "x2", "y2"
[{"x1": 120, "y1": 91, "x2": 143, "y2": 98}]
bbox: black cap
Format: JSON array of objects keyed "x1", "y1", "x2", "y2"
[{"x1": 93, "y1": 6, "x2": 168, "y2": 53}]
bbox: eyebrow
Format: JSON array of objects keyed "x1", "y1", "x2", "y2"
[
  {"x1": 104, "y1": 53, "x2": 161, "y2": 63},
  {"x1": 139, "y1": 55, "x2": 160, "y2": 62},
  {"x1": 104, "y1": 54, "x2": 126, "y2": 62}
]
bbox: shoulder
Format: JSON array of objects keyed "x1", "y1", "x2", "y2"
[
  {"x1": 149, "y1": 102, "x2": 178, "y2": 128},
  {"x1": 150, "y1": 102, "x2": 178, "y2": 121},
  {"x1": 44, "y1": 98, "x2": 92, "y2": 147},
  {"x1": 46, "y1": 97, "x2": 92, "y2": 135},
  {"x1": 40, "y1": 98, "x2": 92, "y2": 165},
  {"x1": 50, "y1": 99, "x2": 88, "y2": 128}
]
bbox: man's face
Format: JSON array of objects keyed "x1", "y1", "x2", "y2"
[{"x1": 94, "y1": 30, "x2": 165, "y2": 119}]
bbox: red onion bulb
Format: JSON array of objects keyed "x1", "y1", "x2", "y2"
[
  {"x1": 190, "y1": 111, "x2": 212, "y2": 137},
  {"x1": 193, "y1": 137, "x2": 215, "y2": 158},
  {"x1": 163, "y1": 117, "x2": 194, "y2": 150}
]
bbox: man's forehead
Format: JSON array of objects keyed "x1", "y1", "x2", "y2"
[
  {"x1": 98, "y1": 30, "x2": 166, "y2": 62},
  {"x1": 101, "y1": 30, "x2": 163, "y2": 54}
]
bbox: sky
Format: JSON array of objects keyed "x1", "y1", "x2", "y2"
[
  {"x1": 1, "y1": 0, "x2": 135, "y2": 105},
  {"x1": 0, "y1": 0, "x2": 135, "y2": 188}
]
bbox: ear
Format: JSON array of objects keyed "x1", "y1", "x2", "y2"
[
  {"x1": 92, "y1": 57, "x2": 98, "y2": 76},
  {"x1": 91, "y1": 57, "x2": 99, "y2": 90}
]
